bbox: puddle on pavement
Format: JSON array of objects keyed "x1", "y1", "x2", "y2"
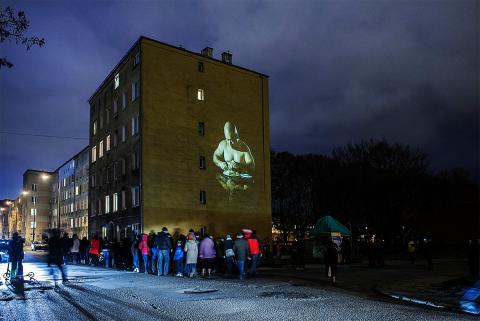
[{"x1": 459, "y1": 282, "x2": 480, "y2": 315}]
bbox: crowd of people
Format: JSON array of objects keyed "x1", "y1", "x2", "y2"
[{"x1": 53, "y1": 227, "x2": 264, "y2": 280}]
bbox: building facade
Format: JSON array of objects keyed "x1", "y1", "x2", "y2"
[
  {"x1": 0, "y1": 199, "x2": 13, "y2": 239},
  {"x1": 88, "y1": 37, "x2": 271, "y2": 240},
  {"x1": 20, "y1": 170, "x2": 54, "y2": 244}
]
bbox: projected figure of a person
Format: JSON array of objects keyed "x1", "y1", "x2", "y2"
[{"x1": 213, "y1": 121, "x2": 255, "y2": 175}]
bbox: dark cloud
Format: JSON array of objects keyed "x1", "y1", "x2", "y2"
[{"x1": 0, "y1": 0, "x2": 478, "y2": 198}]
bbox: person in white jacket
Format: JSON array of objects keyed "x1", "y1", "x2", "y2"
[
  {"x1": 184, "y1": 233, "x2": 198, "y2": 278},
  {"x1": 70, "y1": 234, "x2": 80, "y2": 265}
]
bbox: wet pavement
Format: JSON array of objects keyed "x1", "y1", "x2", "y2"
[{"x1": 0, "y1": 252, "x2": 477, "y2": 321}]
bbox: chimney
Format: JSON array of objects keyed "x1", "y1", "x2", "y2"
[
  {"x1": 221, "y1": 51, "x2": 232, "y2": 64},
  {"x1": 201, "y1": 47, "x2": 213, "y2": 58}
]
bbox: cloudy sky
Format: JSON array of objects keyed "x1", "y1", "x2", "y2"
[{"x1": 0, "y1": 0, "x2": 478, "y2": 198}]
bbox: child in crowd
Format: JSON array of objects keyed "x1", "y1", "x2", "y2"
[{"x1": 173, "y1": 241, "x2": 184, "y2": 277}]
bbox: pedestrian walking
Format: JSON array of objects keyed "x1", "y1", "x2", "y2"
[
  {"x1": 61, "y1": 233, "x2": 72, "y2": 265},
  {"x1": 80, "y1": 236, "x2": 89, "y2": 264},
  {"x1": 173, "y1": 241, "x2": 184, "y2": 276},
  {"x1": 102, "y1": 238, "x2": 111, "y2": 268},
  {"x1": 223, "y1": 234, "x2": 235, "y2": 275},
  {"x1": 155, "y1": 227, "x2": 172, "y2": 276},
  {"x1": 131, "y1": 236, "x2": 140, "y2": 272},
  {"x1": 407, "y1": 239, "x2": 416, "y2": 264},
  {"x1": 7, "y1": 232, "x2": 24, "y2": 279},
  {"x1": 149, "y1": 233, "x2": 157, "y2": 274},
  {"x1": 89, "y1": 234, "x2": 101, "y2": 266},
  {"x1": 138, "y1": 234, "x2": 150, "y2": 274},
  {"x1": 233, "y1": 232, "x2": 250, "y2": 280},
  {"x1": 70, "y1": 234, "x2": 80, "y2": 265},
  {"x1": 199, "y1": 234, "x2": 216, "y2": 278},
  {"x1": 325, "y1": 239, "x2": 338, "y2": 283},
  {"x1": 184, "y1": 233, "x2": 198, "y2": 278},
  {"x1": 48, "y1": 229, "x2": 68, "y2": 283},
  {"x1": 247, "y1": 231, "x2": 262, "y2": 276}
]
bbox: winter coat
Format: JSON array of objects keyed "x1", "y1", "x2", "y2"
[
  {"x1": 71, "y1": 238, "x2": 80, "y2": 253},
  {"x1": 49, "y1": 235, "x2": 63, "y2": 260},
  {"x1": 233, "y1": 238, "x2": 250, "y2": 261},
  {"x1": 325, "y1": 242, "x2": 338, "y2": 266},
  {"x1": 155, "y1": 232, "x2": 172, "y2": 250},
  {"x1": 89, "y1": 238, "x2": 100, "y2": 255},
  {"x1": 8, "y1": 236, "x2": 24, "y2": 261},
  {"x1": 199, "y1": 237, "x2": 216, "y2": 259},
  {"x1": 184, "y1": 240, "x2": 198, "y2": 264},
  {"x1": 247, "y1": 238, "x2": 261, "y2": 255},
  {"x1": 173, "y1": 245, "x2": 184, "y2": 261},
  {"x1": 138, "y1": 234, "x2": 150, "y2": 255}
]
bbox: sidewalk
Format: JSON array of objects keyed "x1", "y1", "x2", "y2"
[{"x1": 257, "y1": 258, "x2": 478, "y2": 314}]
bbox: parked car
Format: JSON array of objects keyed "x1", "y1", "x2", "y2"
[
  {"x1": 0, "y1": 240, "x2": 9, "y2": 262},
  {"x1": 31, "y1": 240, "x2": 49, "y2": 251}
]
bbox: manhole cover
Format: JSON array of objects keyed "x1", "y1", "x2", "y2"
[{"x1": 261, "y1": 291, "x2": 310, "y2": 299}]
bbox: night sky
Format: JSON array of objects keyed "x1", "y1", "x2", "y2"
[{"x1": 0, "y1": 0, "x2": 478, "y2": 199}]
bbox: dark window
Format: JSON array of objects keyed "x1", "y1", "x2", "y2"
[
  {"x1": 199, "y1": 156, "x2": 206, "y2": 169},
  {"x1": 200, "y1": 191, "x2": 206, "y2": 204},
  {"x1": 198, "y1": 62, "x2": 204, "y2": 72},
  {"x1": 198, "y1": 122, "x2": 205, "y2": 136}
]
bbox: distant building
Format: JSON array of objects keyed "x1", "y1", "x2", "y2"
[
  {"x1": 0, "y1": 199, "x2": 13, "y2": 239},
  {"x1": 20, "y1": 170, "x2": 54, "y2": 244},
  {"x1": 88, "y1": 37, "x2": 271, "y2": 240},
  {"x1": 50, "y1": 147, "x2": 89, "y2": 238}
]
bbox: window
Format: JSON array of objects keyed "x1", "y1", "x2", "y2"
[
  {"x1": 113, "y1": 162, "x2": 117, "y2": 180},
  {"x1": 113, "y1": 193, "x2": 118, "y2": 212},
  {"x1": 131, "y1": 186, "x2": 140, "y2": 207},
  {"x1": 121, "y1": 158, "x2": 126, "y2": 175},
  {"x1": 133, "y1": 52, "x2": 140, "y2": 67},
  {"x1": 113, "y1": 130, "x2": 118, "y2": 147},
  {"x1": 100, "y1": 114, "x2": 103, "y2": 129},
  {"x1": 106, "y1": 135, "x2": 111, "y2": 151},
  {"x1": 132, "y1": 80, "x2": 140, "y2": 101},
  {"x1": 31, "y1": 208, "x2": 37, "y2": 216},
  {"x1": 113, "y1": 98, "x2": 118, "y2": 115},
  {"x1": 106, "y1": 166, "x2": 110, "y2": 183},
  {"x1": 97, "y1": 199, "x2": 102, "y2": 215},
  {"x1": 200, "y1": 191, "x2": 206, "y2": 204},
  {"x1": 99, "y1": 140, "x2": 104, "y2": 158},
  {"x1": 198, "y1": 122, "x2": 205, "y2": 136},
  {"x1": 200, "y1": 156, "x2": 206, "y2": 169},
  {"x1": 197, "y1": 89, "x2": 204, "y2": 101},
  {"x1": 122, "y1": 92, "x2": 127, "y2": 110},
  {"x1": 75, "y1": 186, "x2": 79, "y2": 195},
  {"x1": 122, "y1": 125, "x2": 126, "y2": 142},
  {"x1": 102, "y1": 226, "x2": 107, "y2": 239},
  {"x1": 106, "y1": 109, "x2": 110, "y2": 124},
  {"x1": 105, "y1": 195, "x2": 110, "y2": 213},
  {"x1": 70, "y1": 203, "x2": 74, "y2": 213},
  {"x1": 93, "y1": 120, "x2": 97, "y2": 135},
  {"x1": 90, "y1": 174, "x2": 96, "y2": 188},
  {"x1": 91, "y1": 201, "x2": 96, "y2": 215},
  {"x1": 132, "y1": 115, "x2": 139, "y2": 136},
  {"x1": 132, "y1": 151, "x2": 140, "y2": 170},
  {"x1": 31, "y1": 221, "x2": 36, "y2": 229},
  {"x1": 121, "y1": 190, "x2": 126, "y2": 210},
  {"x1": 114, "y1": 73, "x2": 120, "y2": 89},
  {"x1": 32, "y1": 183, "x2": 37, "y2": 191},
  {"x1": 31, "y1": 196, "x2": 37, "y2": 204},
  {"x1": 198, "y1": 62, "x2": 204, "y2": 72},
  {"x1": 92, "y1": 146, "x2": 97, "y2": 163}
]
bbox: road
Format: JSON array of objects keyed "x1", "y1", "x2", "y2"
[{"x1": 0, "y1": 252, "x2": 475, "y2": 321}]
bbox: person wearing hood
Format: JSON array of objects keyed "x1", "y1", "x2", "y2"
[
  {"x1": 8, "y1": 232, "x2": 24, "y2": 279},
  {"x1": 155, "y1": 227, "x2": 172, "y2": 276},
  {"x1": 223, "y1": 235, "x2": 235, "y2": 275},
  {"x1": 138, "y1": 234, "x2": 150, "y2": 274},
  {"x1": 184, "y1": 232, "x2": 199, "y2": 278},
  {"x1": 199, "y1": 235, "x2": 216, "y2": 278},
  {"x1": 233, "y1": 232, "x2": 250, "y2": 280}
]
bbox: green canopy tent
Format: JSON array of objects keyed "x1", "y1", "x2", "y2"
[{"x1": 310, "y1": 215, "x2": 352, "y2": 237}]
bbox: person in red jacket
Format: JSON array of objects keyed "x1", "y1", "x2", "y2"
[
  {"x1": 138, "y1": 234, "x2": 150, "y2": 274},
  {"x1": 89, "y1": 234, "x2": 100, "y2": 266},
  {"x1": 246, "y1": 230, "x2": 262, "y2": 276}
]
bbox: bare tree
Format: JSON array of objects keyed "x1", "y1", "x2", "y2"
[{"x1": 1, "y1": 6, "x2": 45, "y2": 68}]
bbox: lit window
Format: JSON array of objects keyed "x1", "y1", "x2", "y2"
[
  {"x1": 122, "y1": 92, "x2": 127, "y2": 110},
  {"x1": 31, "y1": 221, "x2": 36, "y2": 228},
  {"x1": 93, "y1": 120, "x2": 97, "y2": 135},
  {"x1": 106, "y1": 135, "x2": 111, "y2": 151},
  {"x1": 131, "y1": 186, "x2": 140, "y2": 207},
  {"x1": 105, "y1": 195, "x2": 110, "y2": 213},
  {"x1": 121, "y1": 190, "x2": 126, "y2": 210},
  {"x1": 122, "y1": 125, "x2": 126, "y2": 142},
  {"x1": 200, "y1": 191, "x2": 206, "y2": 204},
  {"x1": 75, "y1": 186, "x2": 79, "y2": 195},
  {"x1": 114, "y1": 73, "x2": 120, "y2": 89},
  {"x1": 70, "y1": 203, "x2": 74, "y2": 213},
  {"x1": 91, "y1": 146, "x2": 97, "y2": 163},
  {"x1": 31, "y1": 208, "x2": 37, "y2": 216},
  {"x1": 197, "y1": 89, "x2": 204, "y2": 101},
  {"x1": 198, "y1": 122, "x2": 205, "y2": 136},
  {"x1": 113, "y1": 193, "x2": 118, "y2": 212},
  {"x1": 133, "y1": 52, "x2": 140, "y2": 67},
  {"x1": 99, "y1": 140, "x2": 104, "y2": 158},
  {"x1": 132, "y1": 115, "x2": 139, "y2": 136},
  {"x1": 200, "y1": 156, "x2": 206, "y2": 169},
  {"x1": 131, "y1": 80, "x2": 140, "y2": 101}
]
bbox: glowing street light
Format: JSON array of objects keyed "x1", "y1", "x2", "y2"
[{"x1": 41, "y1": 173, "x2": 49, "y2": 180}]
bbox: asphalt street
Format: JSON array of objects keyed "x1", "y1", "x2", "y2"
[{"x1": 0, "y1": 252, "x2": 476, "y2": 321}]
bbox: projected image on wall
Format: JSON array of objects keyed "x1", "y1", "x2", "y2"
[{"x1": 213, "y1": 121, "x2": 255, "y2": 199}]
